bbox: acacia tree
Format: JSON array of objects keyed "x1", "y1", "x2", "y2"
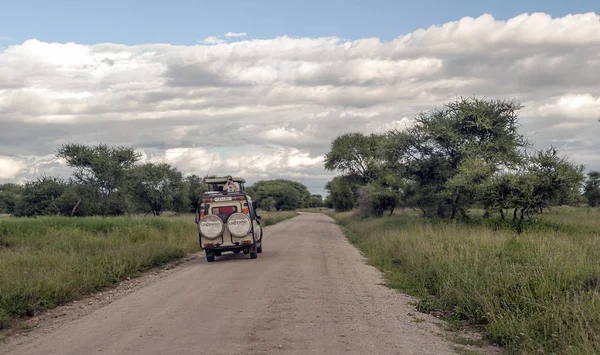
[
  {"x1": 56, "y1": 143, "x2": 141, "y2": 216},
  {"x1": 56, "y1": 180, "x2": 87, "y2": 216},
  {"x1": 0, "y1": 183, "x2": 22, "y2": 215},
  {"x1": 309, "y1": 194, "x2": 324, "y2": 208},
  {"x1": 249, "y1": 179, "x2": 311, "y2": 210},
  {"x1": 13, "y1": 175, "x2": 66, "y2": 217},
  {"x1": 523, "y1": 147, "x2": 585, "y2": 214},
  {"x1": 128, "y1": 163, "x2": 185, "y2": 216},
  {"x1": 324, "y1": 133, "x2": 387, "y2": 184},
  {"x1": 323, "y1": 97, "x2": 586, "y2": 225},
  {"x1": 383, "y1": 97, "x2": 529, "y2": 218},
  {"x1": 584, "y1": 171, "x2": 600, "y2": 207},
  {"x1": 325, "y1": 176, "x2": 356, "y2": 212},
  {"x1": 471, "y1": 147, "x2": 584, "y2": 231},
  {"x1": 185, "y1": 174, "x2": 208, "y2": 212}
]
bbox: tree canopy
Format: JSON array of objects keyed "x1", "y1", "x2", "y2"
[
  {"x1": 128, "y1": 163, "x2": 186, "y2": 216},
  {"x1": 584, "y1": 171, "x2": 600, "y2": 207},
  {"x1": 3, "y1": 145, "x2": 316, "y2": 218},
  {"x1": 322, "y1": 96, "x2": 589, "y2": 227},
  {"x1": 56, "y1": 143, "x2": 142, "y2": 216},
  {"x1": 246, "y1": 179, "x2": 312, "y2": 211}
]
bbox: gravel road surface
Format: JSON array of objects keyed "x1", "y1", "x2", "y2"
[{"x1": 3, "y1": 213, "x2": 463, "y2": 355}]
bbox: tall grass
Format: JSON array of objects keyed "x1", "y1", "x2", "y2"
[
  {"x1": 0, "y1": 215, "x2": 197, "y2": 327},
  {"x1": 333, "y1": 207, "x2": 600, "y2": 354},
  {"x1": 0, "y1": 211, "x2": 296, "y2": 328}
]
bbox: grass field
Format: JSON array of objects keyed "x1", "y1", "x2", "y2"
[
  {"x1": 331, "y1": 206, "x2": 600, "y2": 354},
  {"x1": 0, "y1": 210, "x2": 297, "y2": 329}
]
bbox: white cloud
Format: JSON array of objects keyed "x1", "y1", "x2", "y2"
[
  {"x1": 200, "y1": 36, "x2": 226, "y2": 45},
  {"x1": 530, "y1": 94, "x2": 600, "y2": 120},
  {"x1": 225, "y1": 32, "x2": 247, "y2": 38},
  {"x1": 1, "y1": 12, "x2": 600, "y2": 193},
  {"x1": 0, "y1": 156, "x2": 25, "y2": 179}
]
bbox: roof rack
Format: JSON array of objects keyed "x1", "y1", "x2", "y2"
[{"x1": 204, "y1": 177, "x2": 246, "y2": 184}]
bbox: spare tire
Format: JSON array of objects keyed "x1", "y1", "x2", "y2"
[
  {"x1": 227, "y1": 212, "x2": 252, "y2": 237},
  {"x1": 199, "y1": 215, "x2": 224, "y2": 240}
]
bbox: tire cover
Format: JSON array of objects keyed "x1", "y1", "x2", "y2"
[
  {"x1": 199, "y1": 215, "x2": 223, "y2": 239},
  {"x1": 227, "y1": 212, "x2": 252, "y2": 237}
]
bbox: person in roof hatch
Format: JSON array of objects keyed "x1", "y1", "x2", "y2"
[{"x1": 223, "y1": 175, "x2": 240, "y2": 192}]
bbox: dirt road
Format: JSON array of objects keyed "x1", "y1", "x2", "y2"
[{"x1": 3, "y1": 213, "x2": 461, "y2": 355}]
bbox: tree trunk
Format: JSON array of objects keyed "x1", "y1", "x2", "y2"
[
  {"x1": 513, "y1": 208, "x2": 518, "y2": 222},
  {"x1": 499, "y1": 208, "x2": 505, "y2": 221},
  {"x1": 437, "y1": 205, "x2": 446, "y2": 218},
  {"x1": 450, "y1": 194, "x2": 460, "y2": 220},
  {"x1": 148, "y1": 198, "x2": 156, "y2": 216},
  {"x1": 515, "y1": 207, "x2": 529, "y2": 235},
  {"x1": 71, "y1": 198, "x2": 81, "y2": 216},
  {"x1": 51, "y1": 203, "x2": 61, "y2": 216}
]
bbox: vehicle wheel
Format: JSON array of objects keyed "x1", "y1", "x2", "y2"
[
  {"x1": 205, "y1": 250, "x2": 215, "y2": 262},
  {"x1": 257, "y1": 244, "x2": 262, "y2": 253},
  {"x1": 250, "y1": 251, "x2": 258, "y2": 259}
]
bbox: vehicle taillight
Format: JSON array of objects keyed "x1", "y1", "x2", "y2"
[
  {"x1": 200, "y1": 210, "x2": 205, "y2": 217},
  {"x1": 242, "y1": 208, "x2": 249, "y2": 214}
]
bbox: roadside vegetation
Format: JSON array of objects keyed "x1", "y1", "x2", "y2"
[
  {"x1": 0, "y1": 210, "x2": 296, "y2": 330},
  {"x1": 332, "y1": 207, "x2": 600, "y2": 354},
  {"x1": 0, "y1": 137, "x2": 312, "y2": 328},
  {"x1": 0, "y1": 143, "x2": 324, "y2": 219},
  {"x1": 321, "y1": 96, "x2": 600, "y2": 354},
  {"x1": 0, "y1": 143, "x2": 305, "y2": 329}
]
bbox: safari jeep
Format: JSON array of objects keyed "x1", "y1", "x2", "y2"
[{"x1": 195, "y1": 177, "x2": 263, "y2": 262}]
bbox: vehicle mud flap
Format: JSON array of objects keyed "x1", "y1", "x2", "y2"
[
  {"x1": 256, "y1": 227, "x2": 263, "y2": 253},
  {"x1": 250, "y1": 233, "x2": 258, "y2": 259}
]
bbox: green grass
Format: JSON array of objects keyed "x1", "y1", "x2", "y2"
[
  {"x1": 0, "y1": 211, "x2": 296, "y2": 328},
  {"x1": 331, "y1": 206, "x2": 600, "y2": 355}
]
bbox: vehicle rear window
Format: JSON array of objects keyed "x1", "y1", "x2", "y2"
[{"x1": 212, "y1": 206, "x2": 238, "y2": 221}]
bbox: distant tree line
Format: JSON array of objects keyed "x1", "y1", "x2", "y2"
[
  {"x1": 323, "y1": 97, "x2": 599, "y2": 229},
  {"x1": 245, "y1": 179, "x2": 324, "y2": 211},
  {"x1": 0, "y1": 143, "x2": 322, "y2": 217}
]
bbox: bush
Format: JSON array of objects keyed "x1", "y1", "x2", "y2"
[
  {"x1": 0, "y1": 308, "x2": 9, "y2": 329},
  {"x1": 356, "y1": 184, "x2": 398, "y2": 217}
]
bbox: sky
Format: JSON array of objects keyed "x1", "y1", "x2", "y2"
[
  {"x1": 1, "y1": 0, "x2": 599, "y2": 45},
  {"x1": 1, "y1": 1, "x2": 600, "y2": 196}
]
